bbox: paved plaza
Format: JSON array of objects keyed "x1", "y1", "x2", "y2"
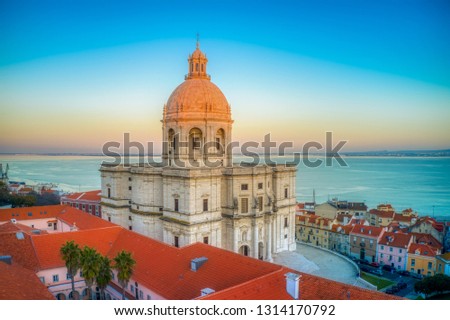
[{"x1": 273, "y1": 242, "x2": 363, "y2": 287}]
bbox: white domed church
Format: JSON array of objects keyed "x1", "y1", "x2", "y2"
[{"x1": 100, "y1": 42, "x2": 297, "y2": 260}]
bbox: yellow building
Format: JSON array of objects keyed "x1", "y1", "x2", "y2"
[
  {"x1": 296, "y1": 215, "x2": 331, "y2": 249},
  {"x1": 407, "y1": 243, "x2": 439, "y2": 277}
]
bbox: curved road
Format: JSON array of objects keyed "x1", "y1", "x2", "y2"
[{"x1": 273, "y1": 242, "x2": 360, "y2": 286}]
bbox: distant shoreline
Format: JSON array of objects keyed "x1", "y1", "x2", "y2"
[{"x1": 1, "y1": 151, "x2": 450, "y2": 158}]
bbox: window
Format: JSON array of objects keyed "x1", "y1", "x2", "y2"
[
  {"x1": 130, "y1": 284, "x2": 135, "y2": 292},
  {"x1": 128, "y1": 186, "x2": 132, "y2": 191},
  {"x1": 195, "y1": 63, "x2": 199, "y2": 71},
  {"x1": 258, "y1": 196, "x2": 263, "y2": 212},
  {"x1": 398, "y1": 257, "x2": 402, "y2": 262},
  {"x1": 399, "y1": 249, "x2": 402, "y2": 254},
  {"x1": 53, "y1": 275, "x2": 59, "y2": 282},
  {"x1": 411, "y1": 268, "x2": 414, "y2": 273},
  {"x1": 80, "y1": 271, "x2": 83, "y2": 277},
  {"x1": 389, "y1": 255, "x2": 392, "y2": 261},
  {"x1": 203, "y1": 237, "x2": 209, "y2": 244},
  {"x1": 66, "y1": 273, "x2": 71, "y2": 280},
  {"x1": 128, "y1": 216, "x2": 132, "y2": 221},
  {"x1": 147, "y1": 294, "x2": 152, "y2": 300},
  {"x1": 241, "y1": 198, "x2": 248, "y2": 214},
  {"x1": 380, "y1": 253, "x2": 384, "y2": 258},
  {"x1": 39, "y1": 277, "x2": 45, "y2": 283},
  {"x1": 139, "y1": 290, "x2": 143, "y2": 299},
  {"x1": 174, "y1": 199, "x2": 179, "y2": 212},
  {"x1": 174, "y1": 236, "x2": 179, "y2": 248},
  {"x1": 129, "y1": 226, "x2": 133, "y2": 231},
  {"x1": 108, "y1": 188, "x2": 111, "y2": 198},
  {"x1": 284, "y1": 234, "x2": 288, "y2": 239},
  {"x1": 241, "y1": 184, "x2": 248, "y2": 191},
  {"x1": 128, "y1": 177, "x2": 132, "y2": 181},
  {"x1": 108, "y1": 217, "x2": 111, "y2": 222},
  {"x1": 389, "y1": 247, "x2": 393, "y2": 252},
  {"x1": 284, "y1": 188, "x2": 288, "y2": 199},
  {"x1": 111, "y1": 273, "x2": 115, "y2": 280},
  {"x1": 258, "y1": 183, "x2": 263, "y2": 189},
  {"x1": 411, "y1": 259, "x2": 415, "y2": 267},
  {"x1": 428, "y1": 262, "x2": 433, "y2": 269},
  {"x1": 215, "y1": 137, "x2": 221, "y2": 150},
  {"x1": 284, "y1": 217, "x2": 288, "y2": 228},
  {"x1": 203, "y1": 199, "x2": 208, "y2": 212}
]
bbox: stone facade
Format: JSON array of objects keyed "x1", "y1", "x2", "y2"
[{"x1": 100, "y1": 42, "x2": 297, "y2": 260}]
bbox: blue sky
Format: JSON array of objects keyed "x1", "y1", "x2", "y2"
[{"x1": 1, "y1": 0, "x2": 449, "y2": 153}]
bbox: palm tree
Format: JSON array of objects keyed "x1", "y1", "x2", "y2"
[
  {"x1": 60, "y1": 240, "x2": 81, "y2": 298},
  {"x1": 113, "y1": 250, "x2": 136, "y2": 300},
  {"x1": 80, "y1": 246, "x2": 101, "y2": 300},
  {"x1": 96, "y1": 255, "x2": 113, "y2": 300}
]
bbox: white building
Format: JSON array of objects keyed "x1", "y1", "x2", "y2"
[{"x1": 100, "y1": 42, "x2": 297, "y2": 260}]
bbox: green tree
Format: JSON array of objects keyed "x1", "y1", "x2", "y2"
[
  {"x1": 96, "y1": 255, "x2": 113, "y2": 300},
  {"x1": 80, "y1": 246, "x2": 102, "y2": 300},
  {"x1": 113, "y1": 250, "x2": 136, "y2": 300},
  {"x1": 414, "y1": 274, "x2": 450, "y2": 298},
  {"x1": 60, "y1": 240, "x2": 82, "y2": 298}
]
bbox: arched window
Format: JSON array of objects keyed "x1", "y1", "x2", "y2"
[
  {"x1": 168, "y1": 129, "x2": 175, "y2": 151},
  {"x1": 196, "y1": 63, "x2": 199, "y2": 71},
  {"x1": 215, "y1": 128, "x2": 225, "y2": 152},
  {"x1": 189, "y1": 128, "x2": 202, "y2": 150},
  {"x1": 190, "y1": 63, "x2": 193, "y2": 72}
]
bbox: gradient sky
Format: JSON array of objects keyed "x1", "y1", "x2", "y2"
[{"x1": 1, "y1": 0, "x2": 449, "y2": 153}]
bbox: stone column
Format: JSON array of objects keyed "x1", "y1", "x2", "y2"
[
  {"x1": 266, "y1": 216, "x2": 273, "y2": 262},
  {"x1": 252, "y1": 219, "x2": 258, "y2": 259},
  {"x1": 232, "y1": 222, "x2": 239, "y2": 253}
]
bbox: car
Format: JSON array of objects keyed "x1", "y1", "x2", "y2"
[
  {"x1": 390, "y1": 285, "x2": 400, "y2": 293},
  {"x1": 397, "y1": 282, "x2": 407, "y2": 289},
  {"x1": 369, "y1": 268, "x2": 383, "y2": 276},
  {"x1": 357, "y1": 259, "x2": 370, "y2": 265},
  {"x1": 382, "y1": 265, "x2": 395, "y2": 272},
  {"x1": 397, "y1": 270, "x2": 410, "y2": 276},
  {"x1": 370, "y1": 262, "x2": 380, "y2": 268}
]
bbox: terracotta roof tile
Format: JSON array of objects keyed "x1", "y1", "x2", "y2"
[
  {"x1": 408, "y1": 243, "x2": 438, "y2": 257},
  {"x1": 350, "y1": 225, "x2": 383, "y2": 238},
  {"x1": 0, "y1": 232, "x2": 40, "y2": 271},
  {"x1": 61, "y1": 190, "x2": 101, "y2": 202},
  {"x1": 0, "y1": 262, "x2": 55, "y2": 300},
  {"x1": 378, "y1": 232, "x2": 412, "y2": 248}
]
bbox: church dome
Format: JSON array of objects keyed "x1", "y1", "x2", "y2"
[
  {"x1": 165, "y1": 79, "x2": 231, "y2": 122},
  {"x1": 163, "y1": 41, "x2": 232, "y2": 122}
]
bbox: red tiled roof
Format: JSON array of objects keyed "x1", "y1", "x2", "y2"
[
  {"x1": 0, "y1": 262, "x2": 55, "y2": 300},
  {"x1": 408, "y1": 243, "x2": 438, "y2": 257},
  {"x1": 369, "y1": 209, "x2": 394, "y2": 219},
  {"x1": 411, "y1": 233, "x2": 443, "y2": 250},
  {"x1": 378, "y1": 232, "x2": 412, "y2": 248},
  {"x1": 200, "y1": 268, "x2": 402, "y2": 300},
  {"x1": 31, "y1": 227, "x2": 122, "y2": 270},
  {"x1": 0, "y1": 205, "x2": 114, "y2": 230},
  {"x1": 61, "y1": 190, "x2": 101, "y2": 202},
  {"x1": 350, "y1": 225, "x2": 383, "y2": 238},
  {"x1": 0, "y1": 221, "x2": 48, "y2": 235},
  {"x1": 0, "y1": 232, "x2": 40, "y2": 271},
  {"x1": 393, "y1": 214, "x2": 415, "y2": 223}
]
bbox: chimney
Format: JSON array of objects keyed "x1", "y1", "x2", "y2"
[
  {"x1": 191, "y1": 257, "x2": 208, "y2": 272},
  {"x1": 200, "y1": 288, "x2": 215, "y2": 296},
  {"x1": 0, "y1": 255, "x2": 12, "y2": 265},
  {"x1": 285, "y1": 272, "x2": 301, "y2": 300}
]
